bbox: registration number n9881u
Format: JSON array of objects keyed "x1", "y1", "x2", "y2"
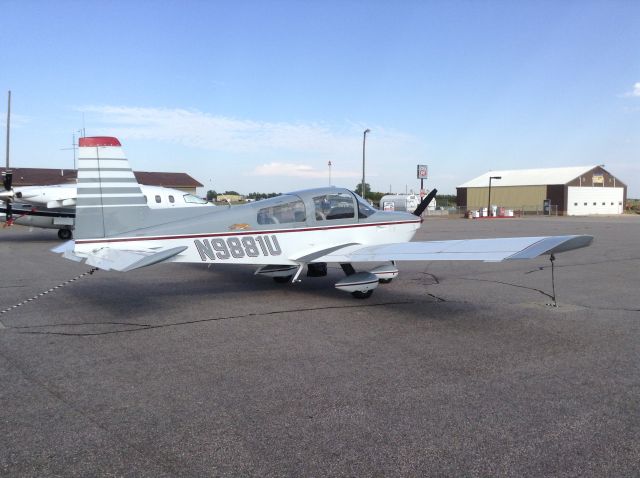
[{"x1": 194, "y1": 235, "x2": 282, "y2": 261}]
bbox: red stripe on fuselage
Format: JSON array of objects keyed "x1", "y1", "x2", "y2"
[{"x1": 75, "y1": 219, "x2": 421, "y2": 245}]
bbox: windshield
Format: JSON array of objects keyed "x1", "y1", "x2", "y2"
[{"x1": 353, "y1": 193, "x2": 377, "y2": 218}]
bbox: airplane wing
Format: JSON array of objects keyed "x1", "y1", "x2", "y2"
[
  {"x1": 52, "y1": 242, "x2": 188, "y2": 272},
  {"x1": 308, "y1": 235, "x2": 593, "y2": 263}
]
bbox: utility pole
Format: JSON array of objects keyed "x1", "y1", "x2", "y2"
[
  {"x1": 60, "y1": 133, "x2": 79, "y2": 170},
  {"x1": 488, "y1": 176, "x2": 501, "y2": 216},
  {"x1": 361, "y1": 129, "x2": 370, "y2": 198},
  {"x1": 5, "y1": 90, "x2": 10, "y2": 169}
]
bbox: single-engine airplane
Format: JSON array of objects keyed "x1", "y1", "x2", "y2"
[
  {"x1": 54, "y1": 136, "x2": 593, "y2": 299},
  {"x1": 1, "y1": 173, "x2": 212, "y2": 239}
]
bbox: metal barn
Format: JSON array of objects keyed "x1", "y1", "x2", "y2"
[{"x1": 456, "y1": 166, "x2": 627, "y2": 215}]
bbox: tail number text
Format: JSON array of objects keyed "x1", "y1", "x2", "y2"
[{"x1": 194, "y1": 235, "x2": 282, "y2": 261}]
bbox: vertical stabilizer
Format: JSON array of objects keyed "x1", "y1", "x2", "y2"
[{"x1": 75, "y1": 137, "x2": 149, "y2": 239}]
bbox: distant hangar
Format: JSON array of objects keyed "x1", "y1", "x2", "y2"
[
  {"x1": 7, "y1": 167, "x2": 203, "y2": 195},
  {"x1": 457, "y1": 165, "x2": 627, "y2": 215}
]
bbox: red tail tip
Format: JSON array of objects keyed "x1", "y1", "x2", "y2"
[{"x1": 79, "y1": 136, "x2": 121, "y2": 147}]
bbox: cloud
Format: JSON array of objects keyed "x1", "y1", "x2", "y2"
[
  {"x1": 623, "y1": 82, "x2": 640, "y2": 98},
  {"x1": 253, "y1": 162, "x2": 360, "y2": 178},
  {"x1": 77, "y1": 105, "x2": 424, "y2": 159},
  {"x1": 76, "y1": 105, "x2": 427, "y2": 186},
  {"x1": 0, "y1": 113, "x2": 30, "y2": 128},
  {"x1": 78, "y1": 105, "x2": 358, "y2": 154}
]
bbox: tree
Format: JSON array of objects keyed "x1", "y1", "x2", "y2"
[
  {"x1": 354, "y1": 183, "x2": 371, "y2": 198},
  {"x1": 436, "y1": 194, "x2": 457, "y2": 207},
  {"x1": 206, "y1": 190, "x2": 217, "y2": 201},
  {"x1": 223, "y1": 190, "x2": 240, "y2": 195},
  {"x1": 247, "y1": 192, "x2": 281, "y2": 200}
]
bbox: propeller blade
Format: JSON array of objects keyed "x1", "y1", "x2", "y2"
[
  {"x1": 4, "y1": 202, "x2": 13, "y2": 225},
  {"x1": 413, "y1": 188, "x2": 438, "y2": 217},
  {"x1": 2, "y1": 171, "x2": 12, "y2": 191}
]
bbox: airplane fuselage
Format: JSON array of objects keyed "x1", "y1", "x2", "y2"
[{"x1": 72, "y1": 187, "x2": 421, "y2": 266}]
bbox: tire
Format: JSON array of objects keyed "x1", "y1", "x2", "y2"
[
  {"x1": 58, "y1": 229, "x2": 72, "y2": 240},
  {"x1": 273, "y1": 276, "x2": 292, "y2": 284},
  {"x1": 378, "y1": 278, "x2": 393, "y2": 284},
  {"x1": 351, "y1": 290, "x2": 374, "y2": 299}
]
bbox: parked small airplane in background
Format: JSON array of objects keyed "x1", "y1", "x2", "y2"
[
  {"x1": 54, "y1": 136, "x2": 592, "y2": 299},
  {"x1": 0, "y1": 174, "x2": 212, "y2": 239}
]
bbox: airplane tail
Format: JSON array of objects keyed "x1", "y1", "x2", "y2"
[{"x1": 75, "y1": 137, "x2": 150, "y2": 239}]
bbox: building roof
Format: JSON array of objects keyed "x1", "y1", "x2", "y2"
[
  {"x1": 458, "y1": 166, "x2": 598, "y2": 188},
  {"x1": 3, "y1": 168, "x2": 203, "y2": 188}
]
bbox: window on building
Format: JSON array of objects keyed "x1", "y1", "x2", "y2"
[
  {"x1": 574, "y1": 202, "x2": 578, "y2": 206},
  {"x1": 313, "y1": 193, "x2": 355, "y2": 220},
  {"x1": 169, "y1": 195, "x2": 175, "y2": 203},
  {"x1": 257, "y1": 198, "x2": 306, "y2": 224},
  {"x1": 584, "y1": 202, "x2": 587, "y2": 206},
  {"x1": 155, "y1": 195, "x2": 161, "y2": 203},
  {"x1": 602, "y1": 202, "x2": 606, "y2": 206},
  {"x1": 593, "y1": 202, "x2": 596, "y2": 206}
]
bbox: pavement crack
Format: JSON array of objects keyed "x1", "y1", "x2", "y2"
[
  {"x1": 426, "y1": 293, "x2": 447, "y2": 302},
  {"x1": 13, "y1": 301, "x2": 414, "y2": 336},
  {"x1": 525, "y1": 256, "x2": 640, "y2": 275},
  {"x1": 420, "y1": 272, "x2": 440, "y2": 284},
  {"x1": 459, "y1": 277, "x2": 554, "y2": 300}
]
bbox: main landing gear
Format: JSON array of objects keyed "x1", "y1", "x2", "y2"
[
  {"x1": 255, "y1": 262, "x2": 399, "y2": 299},
  {"x1": 57, "y1": 228, "x2": 72, "y2": 240}
]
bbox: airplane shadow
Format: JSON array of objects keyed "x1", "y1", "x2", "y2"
[{"x1": 9, "y1": 263, "x2": 479, "y2": 336}]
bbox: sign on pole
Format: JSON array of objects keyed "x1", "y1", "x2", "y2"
[{"x1": 417, "y1": 164, "x2": 428, "y2": 179}]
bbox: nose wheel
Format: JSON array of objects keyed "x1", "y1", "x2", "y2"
[{"x1": 351, "y1": 290, "x2": 374, "y2": 299}]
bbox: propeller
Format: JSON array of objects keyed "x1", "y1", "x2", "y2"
[
  {"x1": 412, "y1": 188, "x2": 438, "y2": 217},
  {"x1": 1, "y1": 171, "x2": 14, "y2": 225}
]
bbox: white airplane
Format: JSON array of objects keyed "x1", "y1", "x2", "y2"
[
  {"x1": 54, "y1": 136, "x2": 592, "y2": 299},
  {"x1": 1, "y1": 175, "x2": 212, "y2": 239}
]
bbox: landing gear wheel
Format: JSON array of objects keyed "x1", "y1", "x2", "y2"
[
  {"x1": 273, "y1": 276, "x2": 292, "y2": 284},
  {"x1": 351, "y1": 290, "x2": 374, "y2": 299},
  {"x1": 378, "y1": 278, "x2": 393, "y2": 284},
  {"x1": 58, "y1": 229, "x2": 72, "y2": 240}
]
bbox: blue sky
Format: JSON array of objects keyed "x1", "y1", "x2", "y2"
[{"x1": 2, "y1": 0, "x2": 639, "y2": 196}]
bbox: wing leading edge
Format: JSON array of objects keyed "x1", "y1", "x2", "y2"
[{"x1": 310, "y1": 235, "x2": 593, "y2": 263}]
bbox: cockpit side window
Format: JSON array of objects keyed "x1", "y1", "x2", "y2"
[
  {"x1": 313, "y1": 193, "x2": 355, "y2": 220},
  {"x1": 257, "y1": 199, "x2": 306, "y2": 224},
  {"x1": 183, "y1": 193, "x2": 208, "y2": 204}
]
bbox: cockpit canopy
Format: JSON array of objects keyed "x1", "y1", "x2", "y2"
[{"x1": 251, "y1": 187, "x2": 376, "y2": 226}]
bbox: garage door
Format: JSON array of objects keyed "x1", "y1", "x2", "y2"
[{"x1": 567, "y1": 187, "x2": 624, "y2": 215}]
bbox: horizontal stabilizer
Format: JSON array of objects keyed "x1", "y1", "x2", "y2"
[
  {"x1": 79, "y1": 246, "x2": 187, "y2": 271},
  {"x1": 312, "y1": 235, "x2": 593, "y2": 263}
]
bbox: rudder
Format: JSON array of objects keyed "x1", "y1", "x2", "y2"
[{"x1": 75, "y1": 136, "x2": 150, "y2": 239}]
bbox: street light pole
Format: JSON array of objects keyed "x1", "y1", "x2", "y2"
[
  {"x1": 488, "y1": 176, "x2": 501, "y2": 216},
  {"x1": 362, "y1": 129, "x2": 370, "y2": 198},
  {"x1": 328, "y1": 160, "x2": 332, "y2": 186},
  {"x1": 5, "y1": 90, "x2": 11, "y2": 169}
]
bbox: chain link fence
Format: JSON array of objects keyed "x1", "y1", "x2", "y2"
[{"x1": 422, "y1": 205, "x2": 560, "y2": 218}]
